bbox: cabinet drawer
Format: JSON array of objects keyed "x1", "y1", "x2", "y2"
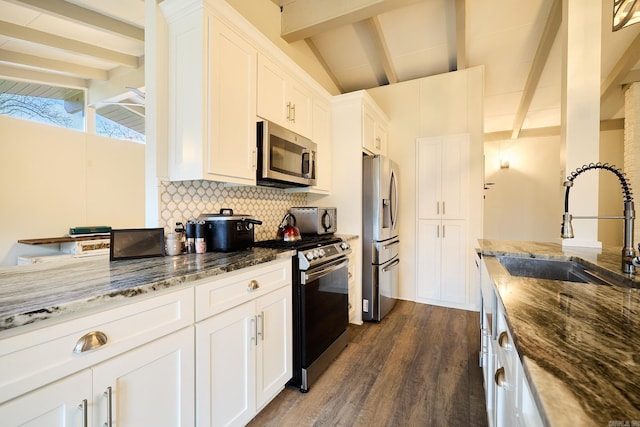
[
  {"x1": 196, "y1": 259, "x2": 291, "y2": 321},
  {"x1": 0, "y1": 287, "x2": 194, "y2": 403}
]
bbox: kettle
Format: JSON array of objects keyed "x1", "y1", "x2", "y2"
[{"x1": 277, "y1": 213, "x2": 301, "y2": 242}]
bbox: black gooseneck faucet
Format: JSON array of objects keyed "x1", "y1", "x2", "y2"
[{"x1": 561, "y1": 163, "x2": 640, "y2": 275}]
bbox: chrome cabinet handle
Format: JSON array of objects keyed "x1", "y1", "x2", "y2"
[
  {"x1": 436, "y1": 201, "x2": 439, "y2": 215},
  {"x1": 494, "y1": 367, "x2": 506, "y2": 388},
  {"x1": 291, "y1": 103, "x2": 296, "y2": 123},
  {"x1": 78, "y1": 399, "x2": 88, "y2": 427},
  {"x1": 74, "y1": 331, "x2": 108, "y2": 353},
  {"x1": 104, "y1": 386, "x2": 113, "y2": 427},
  {"x1": 442, "y1": 225, "x2": 446, "y2": 238},
  {"x1": 286, "y1": 102, "x2": 291, "y2": 121},
  {"x1": 251, "y1": 317, "x2": 257, "y2": 346},
  {"x1": 257, "y1": 311, "x2": 264, "y2": 341},
  {"x1": 436, "y1": 225, "x2": 439, "y2": 238},
  {"x1": 498, "y1": 331, "x2": 511, "y2": 349},
  {"x1": 247, "y1": 280, "x2": 259, "y2": 292},
  {"x1": 443, "y1": 201, "x2": 446, "y2": 215}
]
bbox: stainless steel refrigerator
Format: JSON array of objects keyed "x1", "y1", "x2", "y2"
[{"x1": 362, "y1": 154, "x2": 399, "y2": 322}]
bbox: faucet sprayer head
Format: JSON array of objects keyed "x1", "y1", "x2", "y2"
[{"x1": 561, "y1": 212, "x2": 574, "y2": 239}]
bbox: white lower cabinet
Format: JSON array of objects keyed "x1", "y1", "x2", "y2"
[
  {"x1": 1, "y1": 327, "x2": 194, "y2": 427},
  {"x1": 92, "y1": 327, "x2": 194, "y2": 427},
  {"x1": 347, "y1": 252, "x2": 357, "y2": 323},
  {"x1": 0, "y1": 370, "x2": 92, "y2": 426},
  {"x1": 0, "y1": 260, "x2": 293, "y2": 427},
  {"x1": 416, "y1": 219, "x2": 467, "y2": 305},
  {"x1": 481, "y1": 258, "x2": 544, "y2": 427},
  {"x1": 195, "y1": 259, "x2": 292, "y2": 427},
  {"x1": 0, "y1": 288, "x2": 195, "y2": 427}
]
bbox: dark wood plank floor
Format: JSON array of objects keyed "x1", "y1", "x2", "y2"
[{"x1": 248, "y1": 300, "x2": 488, "y2": 427}]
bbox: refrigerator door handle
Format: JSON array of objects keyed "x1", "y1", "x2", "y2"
[
  {"x1": 390, "y1": 169, "x2": 398, "y2": 231},
  {"x1": 382, "y1": 258, "x2": 400, "y2": 272},
  {"x1": 383, "y1": 239, "x2": 400, "y2": 250}
]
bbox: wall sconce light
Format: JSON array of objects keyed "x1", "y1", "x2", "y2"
[
  {"x1": 613, "y1": 0, "x2": 640, "y2": 31},
  {"x1": 500, "y1": 159, "x2": 510, "y2": 169}
]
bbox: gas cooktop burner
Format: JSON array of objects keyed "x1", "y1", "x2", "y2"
[{"x1": 253, "y1": 235, "x2": 342, "y2": 251}]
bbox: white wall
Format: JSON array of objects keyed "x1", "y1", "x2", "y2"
[
  {"x1": 225, "y1": 0, "x2": 340, "y2": 96},
  {"x1": 483, "y1": 136, "x2": 563, "y2": 242},
  {"x1": 599, "y1": 128, "x2": 625, "y2": 247},
  {"x1": 483, "y1": 129, "x2": 625, "y2": 247},
  {"x1": 367, "y1": 67, "x2": 485, "y2": 305},
  {"x1": 0, "y1": 115, "x2": 145, "y2": 265}
]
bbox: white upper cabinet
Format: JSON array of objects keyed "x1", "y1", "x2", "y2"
[
  {"x1": 332, "y1": 90, "x2": 389, "y2": 157},
  {"x1": 162, "y1": 0, "x2": 333, "y2": 188},
  {"x1": 417, "y1": 135, "x2": 469, "y2": 220},
  {"x1": 308, "y1": 96, "x2": 332, "y2": 194},
  {"x1": 257, "y1": 53, "x2": 313, "y2": 139},
  {"x1": 162, "y1": 1, "x2": 257, "y2": 186},
  {"x1": 362, "y1": 95, "x2": 388, "y2": 156}
]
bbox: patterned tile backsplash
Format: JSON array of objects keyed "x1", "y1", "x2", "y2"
[{"x1": 159, "y1": 180, "x2": 307, "y2": 241}]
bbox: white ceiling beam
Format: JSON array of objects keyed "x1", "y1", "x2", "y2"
[
  {"x1": 5, "y1": 0, "x2": 144, "y2": 42},
  {"x1": 0, "y1": 63, "x2": 88, "y2": 88},
  {"x1": 365, "y1": 16, "x2": 397, "y2": 85},
  {"x1": 620, "y1": 68, "x2": 640, "y2": 85},
  {"x1": 0, "y1": 20, "x2": 139, "y2": 68},
  {"x1": 601, "y1": 31, "x2": 640, "y2": 103},
  {"x1": 485, "y1": 126, "x2": 561, "y2": 142},
  {"x1": 88, "y1": 64, "x2": 144, "y2": 105},
  {"x1": 304, "y1": 38, "x2": 345, "y2": 93},
  {"x1": 511, "y1": 0, "x2": 561, "y2": 140},
  {"x1": 455, "y1": 0, "x2": 466, "y2": 70},
  {"x1": 0, "y1": 49, "x2": 108, "y2": 80},
  {"x1": 281, "y1": 0, "x2": 424, "y2": 42}
]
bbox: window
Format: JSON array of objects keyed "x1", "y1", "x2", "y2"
[
  {"x1": 0, "y1": 78, "x2": 146, "y2": 143},
  {"x1": 0, "y1": 79, "x2": 84, "y2": 131},
  {"x1": 96, "y1": 104, "x2": 145, "y2": 143}
]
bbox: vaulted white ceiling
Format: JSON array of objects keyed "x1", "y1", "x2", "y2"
[
  {"x1": 279, "y1": 0, "x2": 640, "y2": 138},
  {"x1": 0, "y1": 0, "x2": 639, "y2": 138}
]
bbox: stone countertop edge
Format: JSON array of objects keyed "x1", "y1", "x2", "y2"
[
  {"x1": 336, "y1": 234, "x2": 359, "y2": 242},
  {"x1": 479, "y1": 239, "x2": 640, "y2": 427},
  {"x1": 0, "y1": 248, "x2": 295, "y2": 334}
]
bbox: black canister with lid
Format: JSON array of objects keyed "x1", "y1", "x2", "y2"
[{"x1": 195, "y1": 220, "x2": 206, "y2": 253}]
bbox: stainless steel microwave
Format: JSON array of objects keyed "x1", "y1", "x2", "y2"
[{"x1": 257, "y1": 120, "x2": 316, "y2": 188}]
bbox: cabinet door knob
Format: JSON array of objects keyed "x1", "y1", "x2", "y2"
[
  {"x1": 498, "y1": 331, "x2": 511, "y2": 349},
  {"x1": 494, "y1": 367, "x2": 506, "y2": 388},
  {"x1": 247, "y1": 279, "x2": 259, "y2": 292},
  {"x1": 73, "y1": 331, "x2": 108, "y2": 353}
]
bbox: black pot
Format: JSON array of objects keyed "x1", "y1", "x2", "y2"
[{"x1": 197, "y1": 209, "x2": 262, "y2": 252}]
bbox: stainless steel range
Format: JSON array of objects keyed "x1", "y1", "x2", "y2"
[{"x1": 253, "y1": 235, "x2": 351, "y2": 392}]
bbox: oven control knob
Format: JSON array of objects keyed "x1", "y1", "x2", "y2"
[
  {"x1": 340, "y1": 242, "x2": 350, "y2": 251},
  {"x1": 306, "y1": 252, "x2": 314, "y2": 260},
  {"x1": 314, "y1": 249, "x2": 322, "y2": 258},
  {"x1": 318, "y1": 249, "x2": 326, "y2": 257}
]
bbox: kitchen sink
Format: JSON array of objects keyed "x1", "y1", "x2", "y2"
[{"x1": 497, "y1": 256, "x2": 611, "y2": 286}]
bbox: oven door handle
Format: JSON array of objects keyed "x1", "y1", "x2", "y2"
[{"x1": 301, "y1": 258, "x2": 350, "y2": 284}]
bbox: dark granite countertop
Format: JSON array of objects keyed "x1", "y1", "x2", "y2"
[
  {"x1": 480, "y1": 239, "x2": 640, "y2": 426},
  {"x1": 0, "y1": 248, "x2": 294, "y2": 333}
]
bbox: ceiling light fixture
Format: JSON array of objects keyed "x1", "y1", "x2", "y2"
[{"x1": 613, "y1": 0, "x2": 640, "y2": 31}]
